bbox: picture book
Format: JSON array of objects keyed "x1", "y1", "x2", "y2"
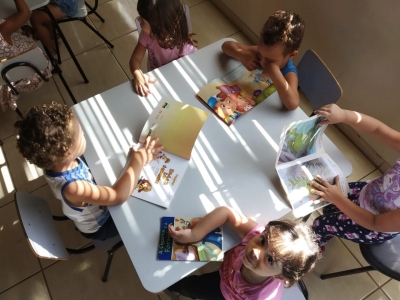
[
  {"x1": 276, "y1": 115, "x2": 349, "y2": 217},
  {"x1": 196, "y1": 64, "x2": 276, "y2": 126},
  {"x1": 131, "y1": 99, "x2": 209, "y2": 208},
  {"x1": 157, "y1": 216, "x2": 223, "y2": 261}
]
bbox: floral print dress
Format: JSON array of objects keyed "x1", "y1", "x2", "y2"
[{"x1": 0, "y1": 19, "x2": 52, "y2": 111}]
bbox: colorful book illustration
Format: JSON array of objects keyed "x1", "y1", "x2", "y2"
[
  {"x1": 196, "y1": 64, "x2": 276, "y2": 126},
  {"x1": 158, "y1": 216, "x2": 223, "y2": 261},
  {"x1": 276, "y1": 116, "x2": 349, "y2": 217},
  {"x1": 131, "y1": 99, "x2": 209, "y2": 208}
]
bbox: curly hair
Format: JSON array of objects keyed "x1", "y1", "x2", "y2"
[
  {"x1": 14, "y1": 102, "x2": 74, "y2": 170},
  {"x1": 264, "y1": 219, "x2": 320, "y2": 287},
  {"x1": 260, "y1": 10, "x2": 305, "y2": 56},
  {"x1": 137, "y1": 0, "x2": 196, "y2": 53}
]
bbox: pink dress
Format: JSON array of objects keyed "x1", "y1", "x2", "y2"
[
  {"x1": 219, "y1": 224, "x2": 283, "y2": 300},
  {"x1": 138, "y1": 31, "x2": 197, "y2": 71},
  {"x1": 0, "y1": 19, "x2": 52, "y2": 111}
]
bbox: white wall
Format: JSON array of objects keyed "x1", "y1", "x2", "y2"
[{"x1": 212, "y1": 0, "x2": 400, "y2": 166}]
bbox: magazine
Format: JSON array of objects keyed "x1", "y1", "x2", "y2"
[
  {"x1": 157, "y1": 216, "x2": 223, "y2": 261},
  {"x1": 131, "y1": 99, "x2": 209, "y2": 208},
  {"x1": 276, "y1": 115, "x2": 349, "y2": 217},
  {"x1": 196, "y1": 64, "x2": 276, "y2": 126}
]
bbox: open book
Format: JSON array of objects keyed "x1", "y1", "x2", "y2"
[
  {"x1": 196, "y1": 64, "x2": 276, "y2": 126},
  {"x1": 157, "y1": 216, "x2": 223, "y2": 261},
  {"x1": 131, "y1": 99, "x2": 209, "y2": 208},
  {"x1": 276, "y1": 115, "x2": 349, "y2": 217}
]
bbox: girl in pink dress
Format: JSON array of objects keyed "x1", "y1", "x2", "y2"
[
  {"x1": 168, "y1": 207, "x2": 320, "y2": 300},
  {"x1": 129, "y1": 0, "x2": 197, "y2": 97}
]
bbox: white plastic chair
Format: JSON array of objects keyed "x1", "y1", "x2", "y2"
[
  {"x1": 297, "y1": 49, "x2": 343, "y2": 114},
  {"x1": 15, "y1": 191, "x2": 124, "y2": 282}
]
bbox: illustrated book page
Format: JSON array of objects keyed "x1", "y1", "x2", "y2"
[
  {"x1": 276, "y1": 116, "x2": 349, "y2": 217},
  {"x1": 158, "y1": 216, "x2": 223, "y2": 261},
  {"x1": 131, "y1": 99, "x2": 209, "y2": 208},
  {"x1": 196, "y1": 64, "x2": 276, "y2": 126}
]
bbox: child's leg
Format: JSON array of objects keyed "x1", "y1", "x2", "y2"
[
  {"x1": 168, "y1": 271, "x2": 224, "y2": 300},
  {"x1": 313, "y1": 181, "x2": 398, "y2": 246},
  {"x1": 30, "y1": 4, "x2": 67, "y2": 57},
  {"x1": 313, "y1": 211, "x2": 398, "y2": 246}
]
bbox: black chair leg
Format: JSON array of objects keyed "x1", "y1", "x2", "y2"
[
  {"x1": 101, "y1": 240, "x2": 124, "y2": 282},
  {"x1": 80, "y1": 19, "x2": 114, "y2": 48},
  {"x1": 320, "y1": 266, "x2": 374, "y2": 280},
  {"x1": 85, "y1": 2, "x2": 105, "y2": 22},
  {"x1": 298, "y1": 279, "x2": 308, "y2": 300}
]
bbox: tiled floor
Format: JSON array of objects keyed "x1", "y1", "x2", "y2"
[{"x1": 0, "y1": 1, "x2": 398, "y2": 299}]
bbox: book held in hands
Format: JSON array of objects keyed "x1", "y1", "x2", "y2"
[
  {"x1": 196, "y1": 64, "x2": 276, "y2": 126},
  {"x1": 158, "y1": 216, "x2": 223, "y2": 261},
  {"x1": 276, "y1": 115, "x2": 349, "y2": 217},
  {"x1": 131, "y1": 99, "x2": 209, "y2": 208}
]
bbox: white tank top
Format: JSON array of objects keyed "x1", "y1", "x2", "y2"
[{"x1": 45, "y1": 158, "x2": 110, "y2": 233}]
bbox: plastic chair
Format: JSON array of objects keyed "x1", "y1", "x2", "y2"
[
  {"x1": 38, "y1": 0, "x2": 114, "y2": 84},
  {"x1": 15, "y1": 190, "x2": 124, "y2": 282},
  {"x1": 0, "y1": 45, "x2": 75, "y2": 116},
  {"x1": 297, "y1": 49, "x2": 343, "y2": 114},
  {"x1": 135, "y1": 4, "x2": 193, "y2": 35},
  {"x1": 320, "y1": 235, "x2": 400, "y2": 280}
]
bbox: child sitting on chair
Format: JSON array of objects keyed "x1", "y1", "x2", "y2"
[
  {"x1": 168, "y1": 206, "x2": 320, "y2": 300},
  {"x1": 129, "y1": 0, "x2": 197, "y2": 97},
  {"x1": 0, "y1": 0, "x2": 52, "y2": 111},
  {"x1": 29, "y1": 0, "x2": 78, "y2": 57},
  {"x1": 222, "y1": 10, "x2": 305, "y2": 111},
  {"x1": 14, "y1": 102, "x2": 163, "y2": 240}
]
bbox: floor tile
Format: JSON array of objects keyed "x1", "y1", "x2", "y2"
[
  {"x1": 303, "y1": 237, "x2": 378, "y2": 300},
  {"x1": 228, "y1": 31, "x2": 254, "y2": 45},
  {"x1": 381, "y1": 280, "x2": 400, "y2": 300},
  {"x1": 54, "y1": 44, "x2": 129, "y2": 105},
  {"x1": 57, "y1": 15, "x2": 106, "y2": 61},
  {"x1": 184, "y1": 0, "x2": 207, "y2": 7},
  {"x1": 89, "y1": 0, "x2": 139, "y2": 42},
  {"x1": 2, "y1": 136, "x2": 47, "y2": 195},
  {"x1": 0, "y1": 273, "x2": 51, "y2": 300},
  {"x1": 110, "y1": 31, "x2": 148, "y2": 80},
  {"x1": 0, "y1": 145, "x2": 15, "y2": 208},
  {"x1": 190, "y1": 1, "x2": 239, "y2": 49},
  {"x1": 44, "y1": 246, "x2": 159, "y2": 300},
  {"x1": 0, "y1": 202, "x2": 41, "y2": 293},
  {"x1": 364, "y1": 289, "x2": 390, "y2": 300}
]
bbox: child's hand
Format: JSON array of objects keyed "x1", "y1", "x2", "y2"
[
  {"x1": 310, "y1": 175, "x2": 344, "y2": 204},
  {"x1": 168, "y1": 225, "x2": 196, "y2": 244},
  {"x1": 314, "y1": 104, "x2": 344, "y2": 125},
  {"x1": 238, "y1": 50, "x2": 260, "y2": 71},
  {"x1": 260, "y1": 61, "x2": 280, "y2": 78},
  {"x1": 133, "y1": 71, "x2": 156, "y2": 97},
  {"x1": 135, "y1": 136, "x2": 163, "y2": 165}
]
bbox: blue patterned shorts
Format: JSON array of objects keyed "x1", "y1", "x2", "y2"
[{"x1": 50, "y1": 0, "x2": 78, "y2": 17}]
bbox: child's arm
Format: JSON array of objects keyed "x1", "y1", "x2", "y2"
[
  {"x1": 64, "y1": 137, "x2": 163, "y2": 206},
  {"x1": 168, "y1": 206, "x2": 257, "y2": 243},
  {"x1": 311, "y1": 176, "x2": 400, "y2": 232},
  {"x1": 129, "y1": 43, "x2": 156, "y2": 97},
  {"x1": 315, "y1": 104, "x2": 400, "y2": 152},
  {"x1": 221, "y1": 41, "x2": 260, "y2": 71},
  {"x1": 261, "y1": 62, "x2": 300, "y2": 111},
  {"x1": 0, "y1": 0, "x2": 31, "y2": 39}
]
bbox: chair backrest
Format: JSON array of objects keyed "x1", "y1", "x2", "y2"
[
  {"x1": 297, "y1": 49, "x2": 343, "y2": 110},
  {"x1": 15, "y1": 191, "x2": 69, "y2": 260},
  {"x1": 360, "y1": 235, "x2": 400, "y2": 281},
  {"x1": 135, "y1": 4, "x2": 193, "y2": 34},
  {"x1": 0, "y1": 47, "x2": 49, "y2": 85}
]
